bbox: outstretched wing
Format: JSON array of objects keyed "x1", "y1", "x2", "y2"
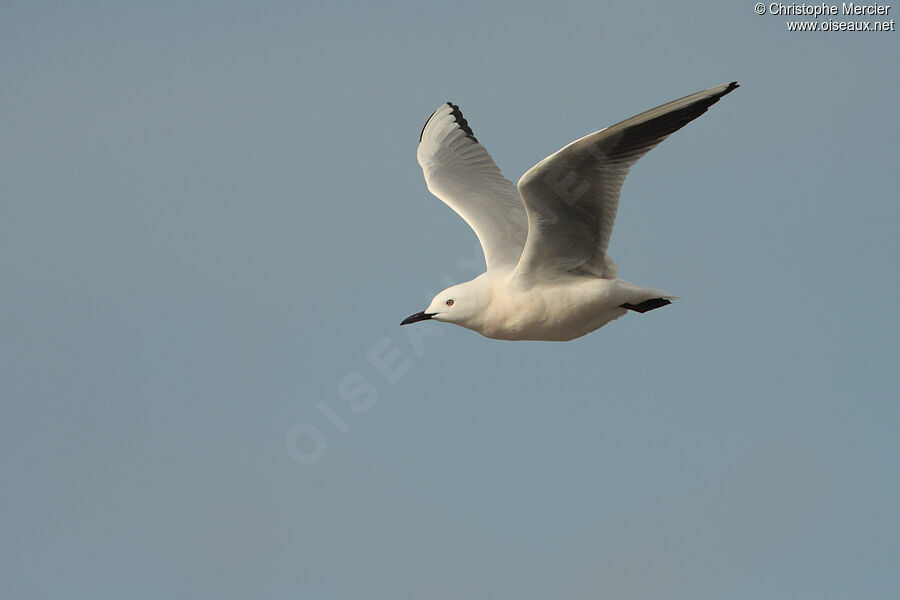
[
  {"x1": 514, "y1": 82, "x2": 739, "y2": 283},
  {"x1": 417, "y1": 103, "x2": 528, "y2": 271}
]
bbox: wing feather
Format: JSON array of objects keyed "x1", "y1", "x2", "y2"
[
  {"x1": 417, "y1": 103, "x2": 527, "y2": 270},
  {"x1": 514, "y1": 82, "x2": 739, "y2": 283}
]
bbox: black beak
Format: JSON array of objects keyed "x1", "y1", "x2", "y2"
[{"x1": 400, "y1": 310, "x2": 435, "y2": 326}]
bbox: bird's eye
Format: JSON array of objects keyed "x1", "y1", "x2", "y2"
[{"x1": 446, "y1": 299, "x2": 454, "y2": 306}]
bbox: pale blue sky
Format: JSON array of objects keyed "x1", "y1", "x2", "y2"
[{"x1": 2, "y1": 1, "x2": 898, "y2": 599}]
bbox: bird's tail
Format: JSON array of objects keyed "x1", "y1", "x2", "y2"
[{"x1": 620, "y1": 295, "x2": 678, "y2": 313}]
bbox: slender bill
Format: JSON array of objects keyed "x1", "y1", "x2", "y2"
[{"x1": 400, "y1": 311, "x2": 434, "y2": 326}]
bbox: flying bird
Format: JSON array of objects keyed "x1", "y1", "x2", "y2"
[{"x1": 401, "y1": 82, "x2": 739, "y2": 341}]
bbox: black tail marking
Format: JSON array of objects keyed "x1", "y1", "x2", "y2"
[{"x1": 620, "y1": 298, "x2": 672, "y2": 314}]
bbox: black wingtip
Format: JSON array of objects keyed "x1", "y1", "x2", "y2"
[
  {"x1": 706, "y1": 82, "x2": 739, "y2": 105},
  {"x1": 721, "y1": 81, "x2": 740, "y2": 96},
  {"x1": 446, "y1": 102, "x2": 478, "y2": 143},
  {"x1": 418, "y1": 102, "x2": 479, "y2": 144}
]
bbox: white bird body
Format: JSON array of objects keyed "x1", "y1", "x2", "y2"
[
  {"x1": 401, "y1": 83, "x2": 738, "y2": 341},
  {"x1": 430, "y1": 271, "x2": 669, "y2": 341}
]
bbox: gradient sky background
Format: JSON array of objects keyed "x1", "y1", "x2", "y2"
[{"x1": 2, "y1": 1, "x2": 899, "y2": 599}]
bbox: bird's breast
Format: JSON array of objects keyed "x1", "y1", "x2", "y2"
[{"x1": 476, "y1": 278, "x2": 628, "y2": 341}]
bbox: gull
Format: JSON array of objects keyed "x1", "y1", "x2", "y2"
[{"x1": 401, "y1": 82, "x2": 739, "y2": 341}]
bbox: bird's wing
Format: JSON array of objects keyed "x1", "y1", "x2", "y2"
[
  {"x1": 513, "y1": 82, "x2": 739, "y2": 284},
  {"x1": 417, "y1": 102, "x2": 528, "y2": 271}
]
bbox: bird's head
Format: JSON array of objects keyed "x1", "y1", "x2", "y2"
[{"x1": 400, "y1": 278, "x2": 490, "y2": 330}]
